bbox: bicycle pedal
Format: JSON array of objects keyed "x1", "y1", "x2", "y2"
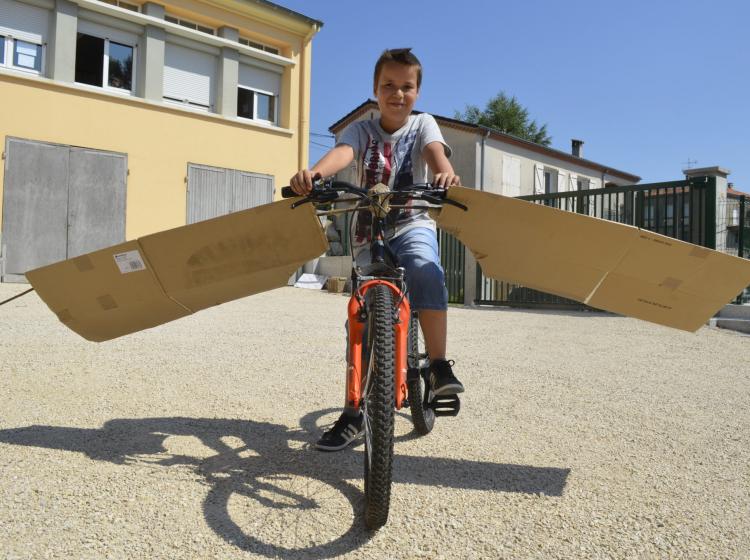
[{"x1": 428, "y1": 394, "x2": 460, "y2": 417}]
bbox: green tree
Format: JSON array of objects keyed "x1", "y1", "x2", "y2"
[{"x1": 456, "y1": 92, "x2": 551, "y2": 146}]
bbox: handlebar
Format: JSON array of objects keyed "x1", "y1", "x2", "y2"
[{"x1": 281, "y1": 179, "x2": 467, "y2": 211}]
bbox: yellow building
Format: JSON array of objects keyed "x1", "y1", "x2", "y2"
[{"x1": 0, "y1": 0, "x2": 321, "y2": 281}]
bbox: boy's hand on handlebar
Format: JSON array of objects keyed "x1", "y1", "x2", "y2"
[
  {"x1": 433, "y1": 172, "x2": 461, "y2": 190},
  {"x1": 289, "y1": 170, "x2": 320, "y2": 195}
]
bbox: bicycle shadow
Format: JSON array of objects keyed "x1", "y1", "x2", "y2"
[{"x1": 0, "y1": 413, "x2": 569, "y2": 558}]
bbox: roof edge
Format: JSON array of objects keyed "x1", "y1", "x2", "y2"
[{"x1": 243, "y1": 0, "x2": 324, "y2": 29}]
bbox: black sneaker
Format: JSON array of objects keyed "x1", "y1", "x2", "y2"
[
  {"x1": 429, "y1": 359, "x2": 464, "y2": 396},
  {"x1": 315, "y1": 412, "x2": 364, "y2": 451}
]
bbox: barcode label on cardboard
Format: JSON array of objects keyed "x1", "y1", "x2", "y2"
[{"x1": 114, "y1": 250, "x2": 146, "y2": 274}]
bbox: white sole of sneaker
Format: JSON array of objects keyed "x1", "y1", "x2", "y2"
[
  {"x1": 432, "y1": 384, "x2": 465, "y2": 396},
  {"x1": 314, "y1": 432, "x2": 364, "y2": 452}
]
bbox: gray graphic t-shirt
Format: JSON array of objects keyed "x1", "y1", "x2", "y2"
[{"x1": 337, "y1": 113, "x2": 451, "y2": 247}]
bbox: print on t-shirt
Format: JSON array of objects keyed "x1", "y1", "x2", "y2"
[{"x1": 356, "y1": 129, "x2": 419, "y2": 242}]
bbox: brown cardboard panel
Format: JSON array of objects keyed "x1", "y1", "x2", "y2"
[
  {"x1": 439, "y1": 186, "x2": 750, "y2": 331},
  {"x1": 26, "y1": 240, "x2": 190, "y2": 342},
  {"x1": 26, "y1": 199, "x2": 328, "y2": 342},
  {"x1": 139, "y1": 199, "x2": 328, "y2": 311},
  {"x1": 587, "y1": 273, "x2": 723, "y2": 332},
  {"x1": 626, "y1": 231, "x2": 750, "y2": 302},
  {"x1": 438, "y1": 187, "x2": 638, "y2": 302}
]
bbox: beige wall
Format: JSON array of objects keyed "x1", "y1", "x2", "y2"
[{"x1": 0, "y1": 75, "x2": 299, "y2": 239}]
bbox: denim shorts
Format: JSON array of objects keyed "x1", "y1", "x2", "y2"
[{"x1": 356, "y1": 227, "x2": 448, "y2": 311}]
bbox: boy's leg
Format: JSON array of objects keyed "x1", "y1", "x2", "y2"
[
  {"x1": 417, "y1": 309, "x2": 446, "y2": 360},
  {"x1": 391, "y1": 228, "x2": 463, "y2": 395},
  {"x1": 315, "y1": 320, "x2": 363, "y2": 452}
]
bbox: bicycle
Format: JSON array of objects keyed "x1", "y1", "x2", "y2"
[{"x1": 282, "y1": 178, "x2": 467, "y2": 529}]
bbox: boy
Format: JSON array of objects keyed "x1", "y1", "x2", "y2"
[{"x1": 289, "y1": 48, "x2": 464, "y2": 451}]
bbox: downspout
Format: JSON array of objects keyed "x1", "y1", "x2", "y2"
[
  {"x1": 297, "y1": 24, "x2": 320, "y2": 171},
  {"x1": 479, "y1": 127, "x2": 490, "y2": 191}
]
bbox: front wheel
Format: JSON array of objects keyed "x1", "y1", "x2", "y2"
[{"x1": 361, "y1": 284, "x2": 396, "y2": 530}]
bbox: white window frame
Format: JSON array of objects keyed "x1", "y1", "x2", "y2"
[
  {"x1": 238, "y1": 37, "x2": 279, "y2": 55},
  {"x1": 237, "y1": 85, "x2": 278, "y2": 125},
  {"x1": 0, "y1": 35, "x2": 45, "y2": 75},
  {"x1": 97, "y1": 0, "x2": 140, "y2": 11},
  {"x1": 164, "y1": 14, "x2": 214, "y2": 35},
  {"x1": 75, "y1": 31, "x2": 137, "y2": 94}
]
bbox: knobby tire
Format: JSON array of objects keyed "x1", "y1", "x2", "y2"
[{"x1": 362, "y1": 285, "x2": 396, "y2": 530}]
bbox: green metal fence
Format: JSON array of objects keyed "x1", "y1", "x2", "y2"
[
  {"x1": 475, "y1": 176, "x2": 721, "y2": 307},
  {"x1": 438, "y1": 229, "x2": 465, "y2": 304}
]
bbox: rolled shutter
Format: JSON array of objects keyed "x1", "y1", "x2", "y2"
[
  {"x1": 164, "y1": 41, "x2": 217, "y2": 110},
  {"x1": 238, "y1": 61, "x2": 281, "y2": 95},
  {"x1": 0, "y1": 0, "x2": 50, "y2": 43},
  {"x1": 78, "y1": 19, "x2": 138, "y2": 46}
]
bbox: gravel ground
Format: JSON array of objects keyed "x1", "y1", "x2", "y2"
[{"x1": 0, "y1": 282, "x2": 748, "y2": 560}]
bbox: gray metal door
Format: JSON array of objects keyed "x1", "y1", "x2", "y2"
[
  {"x1": 187, "y1": 163, "x2": 274, "y2": 224},
  {"x1": 187, "y1": 164, "x2": 231, "y2": 223},
  {"x1": 1, "y1": 138, "x2": 127, "y2": 282},
  {"x1": 2, "y1": 138, "x2": 69, "y2": 281},
  {"x1": 68, "y1": 147, "x2": 127, "y2": 257},
  {"x1": 233, "y1": 171, "x2": 273, "y2": 210}
]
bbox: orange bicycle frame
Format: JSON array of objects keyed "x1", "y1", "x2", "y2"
[{"x1": 346, "y1": 279, "x2": 410, "y2": 411}]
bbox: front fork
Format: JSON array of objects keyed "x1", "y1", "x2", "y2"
[{"x1": 346, "y1": 280, "x2": 410, "y2": 411}]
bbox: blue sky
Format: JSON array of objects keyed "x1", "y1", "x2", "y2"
[{"x1": 276, "y1": 0, "x2": 749, "y2": 189}]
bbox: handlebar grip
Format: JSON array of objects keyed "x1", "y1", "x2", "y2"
[{"x1": 281, "y1": 186, "x2": 297, "y2": 198}]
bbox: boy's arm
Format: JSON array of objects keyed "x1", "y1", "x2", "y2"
[
  {"x1": 423, "y1": 141, "x2": 461, "y2": 189},
  {"x1": 289, "y1": 144, "x2": 355, "y2": 195}
]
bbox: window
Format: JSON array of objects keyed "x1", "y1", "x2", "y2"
[
  {"x1": 577, "y1": 177, "x2": 590, "y2": 190},
  {"x1": 165, "y1": 15, "x2": 214, "y2": 35},
  {"x1": 75, "y1": 32, "x2": 134, "y2": 91},
  {"x1": 544, "y1": 168, "x2": 558, "y2": 194},
  {"x1": 99, "y1": 0, "x2": 140, "y2": 11},
  {"x1": 238, "y1": 61, "x2": 281, "y2": 124},
  {"x1": 0, "y1": 36, "x2": 43, "y2": 72},
  {"x1": 12, "y1": 38, "x2": 41, "y2": 71},
  {"x1": 237, "y1": 87, "x2": 276, "y2": 123},
  {"x1": 0, "y1": 0, "x2": 50, "y2": 75},
  {"x1": 239, "y1": 37, "x2": 279, "y2": 55}
]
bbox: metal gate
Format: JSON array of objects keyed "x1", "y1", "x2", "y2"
[
  {"x1": 187, "y1": 163, "x2": 274, "y2": 223},
  {"x1": 1, "y1": 138, "x2": 126, "y2": 282},
  {"x1": 438, "y1": 229, "x2": 464, "y2": 304}
]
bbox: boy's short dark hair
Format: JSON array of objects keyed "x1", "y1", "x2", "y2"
[{"x1": 373, "y1": 48, "x2": 422, "y2": 91}]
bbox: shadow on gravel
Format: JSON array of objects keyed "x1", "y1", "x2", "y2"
[{"x1": 0, "y1": 413, "x2": 569, "y2": 558}]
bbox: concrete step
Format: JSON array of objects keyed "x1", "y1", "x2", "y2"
[
  {"x1": 709, "y1": 318, "x2": 750, "y2": 335},
  {"x1": 715, "y1": 304, "x2": 750, "y2": 320}
]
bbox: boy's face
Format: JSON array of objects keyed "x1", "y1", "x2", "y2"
[{"x1": 374, "y1": 61, "x2": 420, "y2": 130}]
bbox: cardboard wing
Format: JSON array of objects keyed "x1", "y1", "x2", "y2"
[
  {"x1": 437, "y1": 187, "x2": 750, "y2": 332},
  {"x1": 26, "y1": 199, "x2": 328, "y2": 342}
]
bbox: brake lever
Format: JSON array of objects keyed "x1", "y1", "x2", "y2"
[
  {"x1": 442, "y1": 198, "x2": 468, "y2": 211},
  {"x1": 290, "y1": 197, "x2": 315, "y2": 209},
  {"x1": 418, "y1": 193, "x2": 467, "y2": 211}
]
